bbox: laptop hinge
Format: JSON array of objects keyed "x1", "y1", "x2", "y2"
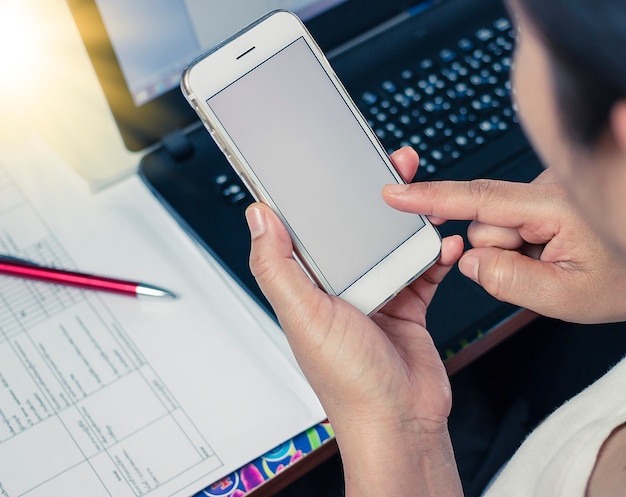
[
  {"x1": 162, "y1": 130, "x2": 195, "y2": 162},
  {"x1": 326, "y1": 11, "x2": 412, "y2": 60}
]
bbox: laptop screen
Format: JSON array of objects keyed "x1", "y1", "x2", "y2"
[
  {"x1": 68, "y1": 0, "x2": 422, "y2": 151},
  {"x1": 94, "y1": 0, "x2": 348, "y2": 108}
]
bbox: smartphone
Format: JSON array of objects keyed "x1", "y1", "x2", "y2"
[{"x1": 181, "y1": 10, "x2": 441, "y2": 316}]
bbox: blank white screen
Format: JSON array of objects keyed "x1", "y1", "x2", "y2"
[{"x1": 208, "y1": 37, "x2": 425, "y2": 293}]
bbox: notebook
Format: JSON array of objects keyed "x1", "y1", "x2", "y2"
[{"x1": 67, "y1": 0, "x2": 543, "y2": 359}]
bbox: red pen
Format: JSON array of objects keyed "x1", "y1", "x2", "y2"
[{"x1": 0, "y1": 256, "x2": 177, "y2": 298}]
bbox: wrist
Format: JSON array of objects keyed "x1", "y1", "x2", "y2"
[{"x1": 333, "y1": 415, "x2": 463, "y2": 497}]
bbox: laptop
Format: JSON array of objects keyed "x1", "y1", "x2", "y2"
[{"x1": 67, "y1": 0, "x2": 543, "y2": 359}]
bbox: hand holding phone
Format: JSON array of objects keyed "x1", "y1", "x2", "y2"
[{"x1": 181, "y1": 10, "x2": 441, "y2": 315}]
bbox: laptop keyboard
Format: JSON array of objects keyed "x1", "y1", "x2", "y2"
[{"x1": 357, "y1": 16, "x2": 517, "y2": 181}]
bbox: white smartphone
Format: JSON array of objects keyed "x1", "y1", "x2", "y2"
[{"x1": 181, "y1": 10, "x2": 441, "y2": 316}]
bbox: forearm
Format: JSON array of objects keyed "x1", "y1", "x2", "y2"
[{"x1": 335, "y1": 417, "x2": 464, "y2": 497}]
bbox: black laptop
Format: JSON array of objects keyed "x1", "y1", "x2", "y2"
[{"x1": 68, "y1": 0, "x2": 543, "y2": 358}]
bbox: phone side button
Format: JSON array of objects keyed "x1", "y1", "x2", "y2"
[
  {"x1": 212, "y1": 134, "x2": 228, "y2": 154},
  {"x1": 191, "y1": 103, "x2": 212, "y2": 131},
  {"x1": 236, "y1": 171, "x2": 255, "y2": 198}
]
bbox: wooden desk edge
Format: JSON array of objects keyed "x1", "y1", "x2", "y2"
[{"x1": 444, "y1": 308, "x2": 538, "y2": 376}]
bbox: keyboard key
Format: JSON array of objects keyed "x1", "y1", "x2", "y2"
[
  {"x1": 393, "y1": 93, "x2": 409, "y2": 106},
  {"x1": 441, "y1": 68, "x2": 459, "y2": 83},
  {"x1": 399, "y1": 114, "x2": 412, "y2": 126},
  {"x1": 431, "y1": 149, "x2": 444, "y2": 161},
  {"x1": 382, "y1": 80, "x2": 397, "y2": 93},
  {"x1": 420, "y1": 158, "x2": 437, "y2": 175},
  {"x1": 221, "y1": 183, "x2": 248, "y2": 204},
  {"x1": 476, "y1": 28, "x2": 494, "y2": 41},
  {"x1": 455, "y1": 82, "x2": 469, "y2": 94},
  {"x1": 494, "y1": 18, "x2": 511, "y2": 32},
  {"x1": 362, "y1": 92, "x2": 377, "y2": 105},
  {"x1": 420, "y1": 58, "x2": 434, "y2": 70},
  {"x1": 416, "y1": 141, "x2": 429, "y2": 153},
  {"x1": 215, "y1": 174, "x2": 229, "y2": 186},
  {"x1": 465, "y1": 56, "x2": 481, "y2": 70},
  {"x1": 455, "y1": 135, "x2": 469, "y2": 148},
  {"x1": 479, "y1": 119, "x2": 498, "y2": 134},
  {"x1": 470, "y1": 74, "x2": 484, "y2": 86},
  {"x1": 452, "y1": 62, "x2": 468, "y2": 77},
  {"x1": 439, "y1": 48, "x2": 456, "y2": 62},
  {"x1": 458, "y1": 38, "x2": 474, "y2": 51},
  {"x1": 424, "y1": 126, "x2": 436, "y2": 138}
]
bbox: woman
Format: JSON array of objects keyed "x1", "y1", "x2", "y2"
[{"x1": 244, "y1": 0, "x2": 626, "y2": 495}]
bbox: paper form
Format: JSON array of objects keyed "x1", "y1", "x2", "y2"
[{"x1": 0, "y1": 138, "x2": 325, "y2": 497}]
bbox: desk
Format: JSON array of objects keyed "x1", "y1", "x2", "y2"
[
  {"x1": 0, "y1": 2, "x2": 539, "y2": 494},
  {"x1": 0, "y1": 137, "x2": 538, "y2": 497}
]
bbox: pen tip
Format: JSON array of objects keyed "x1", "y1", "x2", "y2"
[{"x1": 136, "y1": 284, "x2": 178, "y2": 299}]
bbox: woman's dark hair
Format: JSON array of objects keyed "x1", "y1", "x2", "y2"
[{"x1": 514, "y1": 0, "x2": 626, "y2": 147}]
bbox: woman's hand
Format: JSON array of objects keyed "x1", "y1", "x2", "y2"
[
  {"x1": 384, "y1": 152, "x2": 626, "y2": 324},
  {"x1": 245, "y1": 147, "x2": 464, "y2": 497}
]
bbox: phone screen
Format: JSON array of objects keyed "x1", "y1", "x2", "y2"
[{"x1": 208, "y1": 37, "x2": 425, "y2": 294}]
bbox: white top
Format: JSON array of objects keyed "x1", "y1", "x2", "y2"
[{"x1": 483, "y1": 355, "x2": 626, "y2": 497}]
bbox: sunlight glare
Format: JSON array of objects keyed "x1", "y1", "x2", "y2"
[
  {"x1": 0, "y1": 0, "x2": 49, "y2": 141},
  {"x1": 0, "y1": 1, "x2": 38, "y2": 88}
]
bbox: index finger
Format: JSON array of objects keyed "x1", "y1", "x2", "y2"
[{"x1": 383, "y1": 179, "x2": 559, "y2": 229}]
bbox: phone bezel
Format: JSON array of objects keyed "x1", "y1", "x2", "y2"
[{"x1": 181, "y1": 10, "x2": 442, "y2": 315}]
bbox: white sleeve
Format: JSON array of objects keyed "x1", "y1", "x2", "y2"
[{"x1": 482, "y1": 356, "x2": 626, "y2": 497}]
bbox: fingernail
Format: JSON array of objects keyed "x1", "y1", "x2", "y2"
[
  {"x1": 459, "y1": 254, "x2": 479, "y2": 283},
  {"x1": 384, "y1": 183, "x2": 411, "y2": 195},
  {"x1": 245, "y1": 206, "x2": 266, "y2": 240}
]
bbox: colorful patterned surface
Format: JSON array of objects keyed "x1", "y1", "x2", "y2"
[{"x1": 196, "y1": 421, "x2": 335, "y2": 497}]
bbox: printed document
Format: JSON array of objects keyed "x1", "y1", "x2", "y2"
[{"x1": 0, "y1": 138, "x2": 325, "y2": 497}]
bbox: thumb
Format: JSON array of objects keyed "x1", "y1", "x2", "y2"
[
  {"x1": 245, "y1": 203, "x2": 322, "y2": 324},
  {"x1": 458, "y1": 247, "x2": 564, "y2": 317}
]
